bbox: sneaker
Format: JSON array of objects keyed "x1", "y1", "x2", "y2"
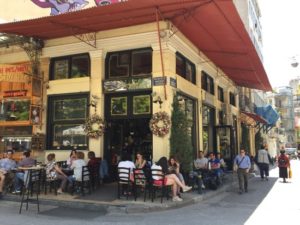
[
  {"x1": 12, "y1": 190, "x2": 21, "y2": 194},
  {"x1": 201, "y1": 184, "x2": 206, "y2": 189},
  {"x1": 182, "y1": 186, "x2": 192, "y2": 192},
  {"x1": 172, "y1": 196, "x2": 183, "y2": 202}
]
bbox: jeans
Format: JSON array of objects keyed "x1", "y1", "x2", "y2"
[
  {"x1": 258, "y1": 163, "x2": 269, "y2": 178},
  {"x1": 189, "y1": 170, "x2": 204, "y2": 194},
  {"x1": 14, "y1": 172, "x2": 25, "y2": 191}
]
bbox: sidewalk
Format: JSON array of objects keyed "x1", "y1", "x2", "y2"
[{"x1": 2, "y1": 172, "x2": 246, "y2": 214}]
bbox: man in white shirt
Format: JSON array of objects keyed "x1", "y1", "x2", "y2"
[{"x1": 190, "y1": 151, "x2": 208, "y2": 194}]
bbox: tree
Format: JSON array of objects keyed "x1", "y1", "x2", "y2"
[
  {"x1": 241, "y1": 123, "x2": 250, "y2": 151},
  {"x1": 170, "y1": 94, "x2": 193, "y2": 172}
]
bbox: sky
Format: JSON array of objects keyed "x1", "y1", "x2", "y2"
[{"x1": 258, "y1": 0, "x2": 300, "y2": 88}]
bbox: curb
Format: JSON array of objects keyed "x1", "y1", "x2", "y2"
[{"x1": 2, "y1": 174, "x2": 246, "y2": 214}]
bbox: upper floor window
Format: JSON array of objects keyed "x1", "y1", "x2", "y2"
[
  {"x1": 106, "y1": 48, "x2": 152, "y2": 78},
  {"x1": 201, "y1": 71, "x2": 214, "y2": 95},
  {"x1": 176, "y1": 52, "x2": 196, "y2": 84},
  {"x1": 229, "y1": 92, "x2": 236, "y2": 106},
  {"x1": 218, "y1": 86, "x2": 224, "y2": 102},
  {"x1": 50, "y1": 53, "x2": 90, "y2": 80}
]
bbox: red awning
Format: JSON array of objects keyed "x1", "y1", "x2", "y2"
[
  {"x1": 0, "y1": 0, "x2": 272, "y2": 91},
  {"x1": 241, "y1": 111, "x2": 268, "y2": 125}
]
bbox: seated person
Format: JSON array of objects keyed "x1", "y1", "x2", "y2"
[
  {"x1": 190, "y1": 151, "x2": 208, "y2": 193},
  {"x1": 208, "y1": 152, "x2": 222, "y2": 183},
  {"x1": 216, "y1": 153, "x2": 227, "y2": 171},
  {"x1": 45, "y1": 153, "x2": 68, "y2": 194},
  {"x1": 151, "y1": 157, "x2": 192, "y2": 202},
  {"x1": 0, "y1": 150, "x2": 17, "y2": 194},
  {"x1": 68, "y1": 152, "x2": 86, "y2": 187},
  {"x1": 87, "y1": 151, "x2": 100, "y2": 186},
  {"x1": 66, "y1": 150, "x2": 77, "y2": 168},
  {"x1": 118, "y1": 153, "x2": 135, "y2": 181},
  {"x1": 168, "y1": 156, "x2": 185, "y2": 186},
  {"x1": 135, "y1": 152, "x2": 146, "y2": 169},
  {"x1": 13, "y1": 151, "x2": 36, "y2": 194}
]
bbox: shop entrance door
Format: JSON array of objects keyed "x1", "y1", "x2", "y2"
[{"x1": 104, "y1": 118, "x2": 152, "y2": 180}]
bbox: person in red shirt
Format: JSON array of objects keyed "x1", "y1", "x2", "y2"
[{"x1": 277, "y1": 148, "x2": 290, "y2": 183}]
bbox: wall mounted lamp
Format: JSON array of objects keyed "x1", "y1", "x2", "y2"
[{"x1": 153, "y1": 96, "x2": 163, "y2": 108}]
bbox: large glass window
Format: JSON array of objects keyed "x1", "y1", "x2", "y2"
[
  {"x1": 176, "y1": 53, "x2": 196, "y2": 84},
  {"x1": 47, "y1": 94, "x2": 88, "y2": 150},
  {"x1": 218, "y1": 86, "x2": 224, "y2": 102},
  {"x1": 50, "y1": 53, "x2": 90, "y2": 80},
  {"x1": 106, "y1": 48, "x2": 152, "y2": 78}
]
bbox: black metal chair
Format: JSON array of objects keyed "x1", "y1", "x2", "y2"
[
  {"x1": 151, "y1": 168, "x2": 172, "y2": 203},
  {"x1": 41, "y1": 169, "x2": 59, "y2": 195},
  {"x1": 133, "y1": 168, "x2": 148, "y2": 202},
  {"x1": 88, "y1": 161, "x2": 101, "y2": 190},
  {"x1": 71, "y1": 166, "x2": 92, "y2": 196},
  {"x1": 117, "y1": 167, "x2": 132, "y2": 200},
  {"x1": 19, "y1": 169, "x2": 42, "y2": 214}
]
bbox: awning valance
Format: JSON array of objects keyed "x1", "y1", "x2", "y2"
[
  {"x1": 0, "y1": 0, "x2": 272, "y2": 91},
  {"x1": 241, "y1": 111, "x2": 268, "y2": 127}
]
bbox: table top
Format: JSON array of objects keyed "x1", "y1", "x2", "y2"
[{"x1": 18, "y1": 166, "x2": 44, "y2": 170}]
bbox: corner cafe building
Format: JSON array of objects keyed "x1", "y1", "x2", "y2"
[{"x1": 0, "y1": 0, "x2": 271, "y2": 165}]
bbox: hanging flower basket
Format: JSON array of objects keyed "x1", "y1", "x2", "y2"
[
  {"x1": 149, "y1": 111, "x2": 171, "y2": 137},
  {"x1": 84, "y1": 114, "x2": 105, "y2": 138}
]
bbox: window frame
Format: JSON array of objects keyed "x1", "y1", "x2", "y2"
[
  {"x1": 176, "y1": 52, "x2": 196, "y2": 84},
  {"x1": 46, "y1": 93, "x2": 89, "y2": 150},
  {"x1": 49, "y1": 53, "x2": 90, "y2": 80},
  {"x1": 217, "y1": 86, "x2": 224, "y2": 102},
  {"x1": 229, "y1": 92, "x2": 236, "y2": 106},
  {"x1": 105, "y1": 48, "x2": 152, "y2": 79},
  {"x1": 201, "y1": 71, "x2": 215, "y2": 95}
]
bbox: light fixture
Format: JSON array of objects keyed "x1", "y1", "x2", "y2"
[{"x1": 153, "y1": 96, "x2": 163, "y2": 108}]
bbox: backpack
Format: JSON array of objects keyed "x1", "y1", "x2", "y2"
[{"x1": 278, "y1": 157, "x2": 286, "y2": 167}]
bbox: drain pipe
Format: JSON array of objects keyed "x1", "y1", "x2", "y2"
[{"x1": 156, "y1": 8, "x2": 167, "y2": 101}]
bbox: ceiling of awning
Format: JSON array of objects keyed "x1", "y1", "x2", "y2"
[
  {"x1": 241, "y1": 111, "x2": 268, "y2": 127},
  {"x1": 0, "y1": 0, "x2": 272, "y2": 91}
]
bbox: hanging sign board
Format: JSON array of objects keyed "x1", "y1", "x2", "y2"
[{"x1": 0, "y1": 64, "x2": 30, "y2": 83}]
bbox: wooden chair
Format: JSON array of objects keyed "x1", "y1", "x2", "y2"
[
  {"x1": 151, "y1": 168, "x2": 172, "y2": 203},
  {"x1": 72, "y1": 166, "x2": 92, "y2": 196},
  {"x1": 133, "y1": 168, "x2": 148, "y2": 202},
  {"x1": 117, "y1": 167, "x2": 131, "y2": 200}
]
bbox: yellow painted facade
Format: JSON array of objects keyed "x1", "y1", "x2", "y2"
[{"x1": 0, "y1": 13, "x2": 240, "y2": 163}]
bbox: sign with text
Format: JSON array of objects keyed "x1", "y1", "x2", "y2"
[
  {"x1": 153, "y1": 77, "x2": 166, "y2": 86},
  {"x1": 170, "y1": 77, "x2": 177, "y2": 88},
  {"x1": 0, "y1": 64, "x2": 31, "y2": 83}
]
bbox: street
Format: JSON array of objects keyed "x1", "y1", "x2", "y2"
[{"x1": 1, "y1": 160, "x2": 300, "y2": 225}]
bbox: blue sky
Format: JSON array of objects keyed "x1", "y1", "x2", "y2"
[{"x1": 258, "y1": 0, "x2": 300, "y2": 88}]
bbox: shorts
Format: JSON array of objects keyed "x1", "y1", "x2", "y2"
[{"x1": 153, "y1": 178, "x2": 168, "y2": 186}]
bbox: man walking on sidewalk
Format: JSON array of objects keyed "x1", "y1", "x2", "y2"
[
  {"x1": 255, "y1": 144, "x2": 272, "y2": 181},
  {"x1": 233, "y1": 149, "x2": 251, "y2": 194}
]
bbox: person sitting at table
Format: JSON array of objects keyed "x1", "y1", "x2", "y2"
[
  {"x1": 135, "y1": 152, "x2": 146, "y2": 169},
  {"x1": 152, "y1": 157, "x2": 192, "y2": 202},
  {"x1": 0, "y1": 150, "x2": 17, "y2": 194},
  {"x1": 45, "y1": 153, "x2": 68, "y2": 194},
  {"x1": 66, "y1": 150, "x2": 77, "y2": 168},
  {"x1": 208, "y1": 152, "x2": 222, "y2": 184},
  {"x1": 87, "y1": 151, "x2": 100, "y2": 187},
  {"x1": 68, "y1": 152, "x2": 86, "y2": 190},
  {"x1": 12, "y1": 151, "x2": 36, "y2": 194}
]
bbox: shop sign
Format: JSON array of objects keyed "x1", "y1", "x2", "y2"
[
  {"x1": 0, "y1": 64, "x2": 30, "y2": 83},
  {"x1": 170, "y1": 77, "x2": 177, "y2": 88},
  {"x1": 153, "y1": 77, "x2": 166, "y2": 86},
  {"x1": 3, "y1": 90, "x2": 28, "y2": 98}
]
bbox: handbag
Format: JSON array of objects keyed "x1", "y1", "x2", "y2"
[{"x1": 289, "y1": 167, "x2": 292, "y2": 178}]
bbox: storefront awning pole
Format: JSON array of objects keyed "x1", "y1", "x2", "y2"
[{"x1": 156, "y1": 8, "x2": 167, "y2": 101}]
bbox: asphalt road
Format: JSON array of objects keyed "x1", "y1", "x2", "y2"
[{"x1": 1, "y1": 160, "x2": 299, "y2": 225}]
